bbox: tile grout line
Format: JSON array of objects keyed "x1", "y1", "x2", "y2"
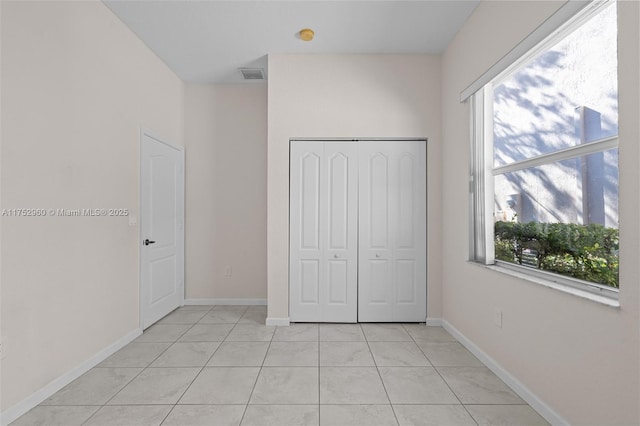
[
  {"x1": 163, "y1": 306, "x2": 254, "y2": 423},
  {"x1": 170, "y1": 311, "x2": 243, "y2": 404},
  {"x1": 157, "y1": 306, "x2": 218, "y2": 426},
  {"x1": 29, "y1": 318, "x2": 536, "y2": 426},
  {"x1": 237, "y1": 316, "x2": 274, "y2": 425},
  {"x1": 81, "y1": 307, "x2": 215, "y2": 425},
  {"x1": 364, "y1": 324, "x2": 401, "y2": 426},
  {"x1": 80, "y1": 362, "x2": 154, "y2": 423},
  {"x1": 156, "y1": 306, "x2": 229, "y2": 425},
  {"x1": 402, "y1": 323, "x2": 480, "y2": 426}
]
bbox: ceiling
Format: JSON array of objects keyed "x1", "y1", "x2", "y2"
[{"x1": 103, "y1": 0, "x2": 479, "y2": 84}]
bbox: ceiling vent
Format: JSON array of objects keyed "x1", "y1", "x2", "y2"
[{"x1": 239, "y1": 68, "x2": 265, "y2": 80}]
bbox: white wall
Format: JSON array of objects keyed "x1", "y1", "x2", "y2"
[
  {"x1": 441, "y1": 1, "x2": 639, "y2": 424},
  {"x1": 0, "y1": 0, "x2": 183, "y2": 413},
  {"x1": 3, "y1": 2, "x2": 637, "y2": 423},
  {"x1": 267, "y1": 54, "x2": 442, "y2": 322},
  {"x1": 184, "y1": 84, "x2": 267, "y2": 300}
]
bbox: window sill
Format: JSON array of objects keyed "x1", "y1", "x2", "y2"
[{"x1": 467, "y1": 260, "x2": 620, "y2": 308}]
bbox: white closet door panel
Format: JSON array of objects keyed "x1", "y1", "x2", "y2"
[
  {"x1": 358, "y1": 142, "x2": 394, "y2": 321},
  {"x1": 328, "y1": 152, "x2": 349, "y2": 250},
  {"x1": 321, "y1": 142, "x2": 358, "y2": 322},
  {"x1": 290, "y1": 141, "x2": 357, "y2": 323},
  {"x1": 367, "y1": 259, "x2": 393, "y2": 302},
  {"x1": 395, "y1": 259, "x2": 416, "y2": 303},
  {"x1": 301, "y1": 153, "x2": 321, "y2": 249},
  {"x1": 300, "y1": 260, "x2": 320, "y2": 303},
  {"x1": 327, "y1": 260, "x2": 348, "y2": 303},
  {"x1": 369, "y1": 153, "x2": 390, "y2": 249},
  {"x1": 359, "y1": 141, "x2": 426, "y2": 322},
  {"x1": 290, "y1": 142, "x2": 324, "y2": 322},
  {"x1": 397, "y1": 153, "x2": 416, "y2": 249},
  {"x1": 393, "y1": 142, "x2": 426, "y2": 322}
]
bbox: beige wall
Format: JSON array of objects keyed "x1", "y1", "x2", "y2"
[
  {"x1": 3, "y1": 1, "x2": 638, "y2": 424},
  {"x1": 441, "y1": 1, "x2": 640, "y2": 424},
  {"x1": 267, "y1": 54, "x2": 442, "y2": 321},
  {"x1": 184, "y1": 84, "x2": 267, "y2": 300},
  {"x1": 0, "y1": 0, "x2": 183, "y2": 413}
]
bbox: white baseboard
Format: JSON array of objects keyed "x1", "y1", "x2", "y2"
[
  {"x1": 265, "y1": 317, "x2": 290, "y2": 326},
  {"x1": 425, "y1": 317, "x2": 443, "y2": 326},
  {"x1": 184, "y1": 298, "x2": 267, "y2": 306},
  {"x1": 441, "y1": 320, "x2": 568, "y2": 426},
  {"x1": 0, "y1": 328, "x2": 142, "y2": 426}
]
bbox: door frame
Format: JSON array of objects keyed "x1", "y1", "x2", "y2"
[
  {"x1": 288, "y1": 138, "x2": 428, "y2": 323},
  {"x1": 139, "y1": 127, "x2": 185, "y2": 330}
]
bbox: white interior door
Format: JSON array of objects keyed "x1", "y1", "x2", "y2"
[
  {"x1": 140, "y1": 130, "x2": 185, "y2": 329},
  {"x1": 358, "y1": 141, "x2": 426, "y2": 322},
  {"x1": 290, "y1": 141, "x2": 358, "y2": 322}
]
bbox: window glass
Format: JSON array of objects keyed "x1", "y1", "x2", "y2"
[
  {"x1": 471, "y1": 1, "x2": 620, "y2": 292},
  {"x1": 494, "y1": 149, "x2": 619, "y2": 287},
  {"x1": 493, "y1": 4, "x2": 618, "y2": 167}
]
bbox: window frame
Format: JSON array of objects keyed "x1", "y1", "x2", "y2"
[{"x1": 468, "y1": 0, "x2": 620, "y2": 303}]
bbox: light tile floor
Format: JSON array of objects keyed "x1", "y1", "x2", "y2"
[{"x1": 12, "y1": 305, "x2": 549, "y2": 425}]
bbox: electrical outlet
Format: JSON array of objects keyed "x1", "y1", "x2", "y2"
[
  {"x1": 224, "y1": 265, "x2": 232, "y2": 277},
  {"x1": 494, "y1": 309, "x2": 503, "y2": 328}
]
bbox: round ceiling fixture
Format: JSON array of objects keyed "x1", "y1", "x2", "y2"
[{"x1": 299, "y1": 28, "x2": 315, "y2": 42}]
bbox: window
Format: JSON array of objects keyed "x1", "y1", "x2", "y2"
[{"x1": 469, "y1": 1, "x2": 619, "y2": 300}]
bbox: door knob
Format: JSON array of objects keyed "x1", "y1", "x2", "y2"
[{"x1": 144, "y1": 239, "x2": 156, "y2": 246}]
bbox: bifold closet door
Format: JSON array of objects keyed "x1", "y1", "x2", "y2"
[
  {"x1": 289, "y1": 141, "x2": 358, "y2": 322},
  {"x1": 358, "y1": 141, "x2": 427, "y2": 322}
]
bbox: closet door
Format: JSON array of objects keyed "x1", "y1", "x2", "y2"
[
  {"x1": 358, "y1": 141, "x2": 426, "y2": 322},
  {"x1": 290, "y1": 141, "x2": 358, "y2": 322}
]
